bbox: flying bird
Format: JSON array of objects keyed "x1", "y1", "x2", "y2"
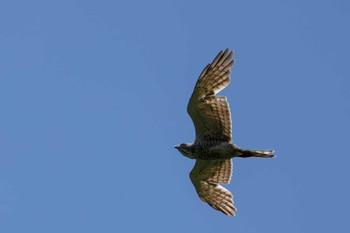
[{"x1": 175, "y1": 49, "x2": 275, "y2": 216}]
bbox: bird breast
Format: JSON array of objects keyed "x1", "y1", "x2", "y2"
[{"x1": 196, "y1": 141, "x2": 235, "y2": 160}]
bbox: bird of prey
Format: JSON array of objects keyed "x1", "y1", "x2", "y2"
[{"x1": 175, "y1": 48, "x2": 275, "y2": 216}]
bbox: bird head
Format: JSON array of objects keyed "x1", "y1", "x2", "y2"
[{"x1": 175, "y1": 143, "x2": 196, "y2": 159}]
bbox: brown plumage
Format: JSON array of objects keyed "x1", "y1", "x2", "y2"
[
  {"x1": 190, "y1": 159, "x2": 235, "y2": 216},
  {"x1": 175, "y1": 49, "x2": 275, "y2": 216}
]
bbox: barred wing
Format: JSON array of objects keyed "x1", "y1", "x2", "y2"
[
  {"x1": 187, "y1": 49, "x2": 234, "y2": 142},
  {"x1": 190, "y1": 159, "x2": 236, "y2": 216}
]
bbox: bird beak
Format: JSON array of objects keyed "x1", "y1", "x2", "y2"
[{"x1": 174, "y1": 146, "x2": 179, "y2": 149}]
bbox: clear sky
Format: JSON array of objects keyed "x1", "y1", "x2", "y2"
[{"x1": 1, "y1": 0, "x2": 350, "y2": 232}]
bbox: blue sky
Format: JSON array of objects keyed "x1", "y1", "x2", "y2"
[{"x1": 1, "y1": 0, "x2": 350, "y2": 232}]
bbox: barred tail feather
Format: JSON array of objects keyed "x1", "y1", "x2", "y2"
[{"x1": 236, "y1": 148, "x2": 275, "y2": 158}]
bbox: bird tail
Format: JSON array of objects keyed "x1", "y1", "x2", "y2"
[{"x1": 235, "y1": 147, "x2": 275, "y2": 158}]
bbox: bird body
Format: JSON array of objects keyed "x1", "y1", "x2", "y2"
[
  {"x1": 175, "y1": 48, "x2": 275, "y2": 216},
  {"x1": 176, "y1": 141, "x2": 274, "y2": 160}
]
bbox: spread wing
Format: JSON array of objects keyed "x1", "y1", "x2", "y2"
[
  {"x1": 190, "y1": 159, "x2": 236, "y2": 216},
  {"x1": 187, "y1": 49, "x2": 235, "y2": 142}
]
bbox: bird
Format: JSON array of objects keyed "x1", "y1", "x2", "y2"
[{"x1": 175, "y1": 48, "x2": 275, "y2": 216}]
